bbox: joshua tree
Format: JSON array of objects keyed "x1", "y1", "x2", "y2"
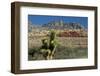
[{"x1": 40, "y1": 30, "x2": 57, "y2": 60}]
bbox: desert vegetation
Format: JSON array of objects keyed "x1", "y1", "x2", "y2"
[{"x1": 28, "y1": 20, "x2": 88, "y2": 60}]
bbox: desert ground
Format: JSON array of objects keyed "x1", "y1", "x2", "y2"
[{"x1": 28, "y1": 35, "x2": 88, "y2": 60}]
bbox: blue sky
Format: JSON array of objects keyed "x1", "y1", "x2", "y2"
[{"x1": 28, "y1": 15, "x2": 88, "y2": 28}]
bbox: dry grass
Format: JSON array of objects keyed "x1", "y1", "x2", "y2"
[
  {"x1": 28, "y1": 36, "x2": 88, "y2": 60},
  {"x1": 28, "y1": 36, "x2": 87, "y2": 48}
]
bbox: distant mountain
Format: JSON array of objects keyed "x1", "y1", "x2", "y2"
[
  {"x1": 28, "y1": 20, "x2": 86, "y2": 32},
  {"x1": 28, "y1": 20, "x2": 87, "y2": 37},
  {"x1": 28, "y1": 21, "x2": 42, "y2": 32},
  {"x1": 42, "y1": 20, "x2": 85, "y2": 30}
]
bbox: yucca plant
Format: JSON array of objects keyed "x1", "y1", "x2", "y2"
[{"x1": 41, "y1": 30, "x2": 57, "y2": 60}]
